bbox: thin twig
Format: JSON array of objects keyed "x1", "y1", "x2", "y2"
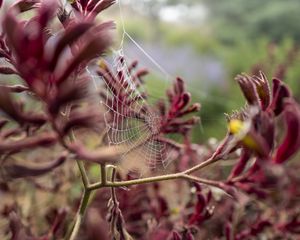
[
  {"x1": 100, "y1": 163, "x2": 106, "y2": 185},
  {"x1": 89, "y1": 172, "x2": 182, "y2": 189},
  {"x1": 67, "y1": 189, "x2": 91, "y2": 240},
  {"x1": 183, "y1": 156, "x2": 219, "y2": 175},
  {"x1": 76, "y1": 160, "x2": 90, "y2": 188}
]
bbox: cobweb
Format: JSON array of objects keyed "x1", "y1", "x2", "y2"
[
  {"x1": 89, "y1": 0, "x2": 238, "y2": 176},
  {"x1": 86, "y1": 0, "x2": 177, "y2": 176},
  {"x1": 99, "y1": 48, "x2": 176, "y2": 175}
]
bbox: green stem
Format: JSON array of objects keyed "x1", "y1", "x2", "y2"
[
  {"x1": 76, "y1": 160, "x2": 89, "y2": 188},
  {"x1": 89, "y1": 172, "x2": 182, "y2": 189},
  {"x1": 67, "y1": 153, "x2": 221, "y2": 239},
  {"x1": 89, "y1": 172, "x2": 222, "y2": 190},
  {"x1": 67, "y1": 130, "x2": 92, "y2": 240},
  {"x1": 88, "y1": 155, "x2": 219, "y2": 190},
  {"x1": 100, "y1": 164, "x2": 106, "y2": 185},
  {"x1": 68, "y1": 189, "x2": 92, "y2": 240},
  {"x1": 183, "y1": 156, "x2": 218, "y2": 175},
  {"x1": 181, "y1": 174, "x2": 221, "y2": 188}
]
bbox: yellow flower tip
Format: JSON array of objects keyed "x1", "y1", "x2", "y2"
[
  {"x1": 98, "y1": 59, "x2": 107, "y2": 70},
  {"x1": 229, "y1": 120, "x2": 259, "y2": 151},
  {"x1": 171, "y1": 207, "x2": 180, "y2": 215},
  {"x1": 242, "y1": 135, "x2": 257, "y2": 149},
  {"x1": 228, "y1": 119, "x2": 244, "y2": 134}
]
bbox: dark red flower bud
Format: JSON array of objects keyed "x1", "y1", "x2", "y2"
[
  {"x1": 178, "y1": 103, "x2": 201, "y2": 117},
  {"x1": 273, "y1": 99, "x2": 300, "y2": 163},
  {"x1": 0, "y1": 67, "x2": 17, "y2": 75},
  {"x1": 12, "y1": 0, "x2": 40, "y2": 12},
  {"x1": 176, "y1": 92, "x2": 191, "y2": 110},
  {"x1": 236, "y1": 73, "x2": 260, "y2": 106},
  {"x1": 172, "y1": 231, "x2": 181, "y2": 240},
  {"x1": 128, "y1": 60, "x2": 138, "y2": 72},
  {"x1": 252, "y1": 71, "x2": 271, "y2": 110},
  {"x1": 174, "y1": 77, "x2": 185, "y2": 94},
  {"x1": 60, "y1": 110, "x2": 102, "y2": 135},
  {"x1": 0, "y1": 49, "x2": 10, "y2": 59},
  {"x1": 49, "y1": 22, "x2": 94, "y2": 71},
  {"x1": 228, "y1": 148, "x2": 252, "y2": 180},
  {"x1": 56, "y1": 23, "x2": 113, "y2": 83},
  {"x1": 86, "y1": 0, "x2": 116, "y2": 15},
  {"x1": 135, "y1": 69, "x2": 149, "y2": 81},
  {"x1": 270, "y1": 78, "x2": 291, "y2": 115}
]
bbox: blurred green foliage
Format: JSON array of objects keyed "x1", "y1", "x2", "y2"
[
  {"x1": 119, "y1": 0, "x2": 300, "y2": 142},
  {"x1": 203, "y1": 0, "x2": 300, "y2": 44}
]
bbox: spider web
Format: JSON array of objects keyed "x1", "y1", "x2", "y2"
[
  {"x1": 98, "y1": 48, "x2": 176, "y2": 176},
  {"x1": 90, "y1": 0, "x2": 238, "y2": 176},
  {"x1": 87, "y1": 1, "x2": 179, "y2": 176}
]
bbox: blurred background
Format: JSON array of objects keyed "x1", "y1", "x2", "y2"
[{"x1": 103, "y1": 0, "x2": 300, "y2": 142}]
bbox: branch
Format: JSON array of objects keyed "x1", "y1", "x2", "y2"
[
  {"x1": 183, "y1": 155, "x2": 220, "y2": 175},
  {"x1": 76, "y1": 159, "x2": 90, "y2": 188},
  {"x1": 88, "y1": 155, "x2": 223, "y2": 191},
  {"x1": 89, "y1": 172, "x2": 182, "y2": 189},
  {"x1": 67, "y1": 189, "x2": 91, "y2": 240}
]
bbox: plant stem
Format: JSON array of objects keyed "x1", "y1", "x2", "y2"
[
  {"x1": 88, "y1": 155, "x2": 220, "y2": 190},
  {"x1": 181, "y1": 174, "x2": 221, "y2": 188},
  {"x1": 67, "y1": 129, "x2": 93, "y2": 240},
  {"x1": 100, "y1": 163, "x2": 106, "y2": 185},
  {"x1": 68, "y1": 189, "x2": 92, "y2": 240},
  {"x1": 89, "y1": 172, "x2": 183, "y2": 189},
  {"x1": 76, "y1": 160, "x2": 89, "y2": 188},
  {"x1": 89, "y1": 172, "x2": 222, "y2": 190},
  {"x1": 183, "y1": 156, "x2": 219, "y2": 175},
  {"x1": 68, "y1": 153, "x2": 221, "y2": 239}
]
